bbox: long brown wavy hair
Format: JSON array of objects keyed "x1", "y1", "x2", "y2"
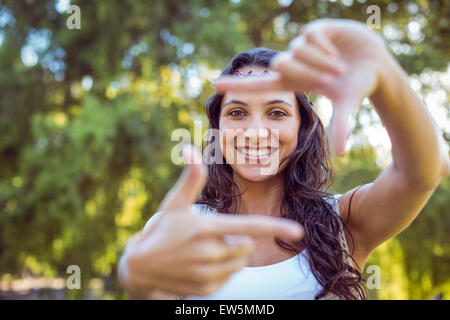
[{"x1": 197, "y1": 48, "x2": 366, "y2": 300}]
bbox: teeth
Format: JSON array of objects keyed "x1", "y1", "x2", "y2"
[{"x1": 238, "y1": 148, "x2": 273, "y2": 157}]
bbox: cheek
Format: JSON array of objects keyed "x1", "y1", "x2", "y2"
[
  {"x1": 279, "y1": 128, "x2": 298, "y2": 150},
  {"x1": 219, "y1": 123, "x2": 238, "y2": 160},
  {"x1": 271, "y1": 120, "x2": 299, "y2": 151},
  {"x1": 220, "y1": 117, "x2": 244, "y2": 131}
]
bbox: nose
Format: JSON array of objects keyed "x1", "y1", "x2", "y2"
[
  {"x1": 245, "y1": 115, "x2": 268, "y2": 135},
  {"x1": 244, "y1": 128, "x2": 269, "y2": 139},
  {"x1": 244, "y1": 118, "x2": 269, "y2": 146}
]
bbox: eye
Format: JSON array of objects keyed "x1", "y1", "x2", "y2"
[
  {"x1": 269, "y1": 109, "x2": 287, "y2": 118},
  {"x1": 228, "y1": 109, "x2": 246, "y2": 117}
]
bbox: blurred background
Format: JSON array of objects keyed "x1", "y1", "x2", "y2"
[{"x1": 0, "y1": 0, "x2": 448, "y2": 300}]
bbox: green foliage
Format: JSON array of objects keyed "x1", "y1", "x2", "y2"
[{"x1": 0, "y1": 0, "x2": 448, "y2": 299}]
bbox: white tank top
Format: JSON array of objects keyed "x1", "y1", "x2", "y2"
[{"x1": 187, "y1": 194, "x2": 350, "y2": 300}]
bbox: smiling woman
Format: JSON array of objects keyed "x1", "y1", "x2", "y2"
[
  {"x1": 195, "y1": 48, "x2": 364, "y2": 300},
  {"x1": 118, "y1": 19, "x2": 449, "y2": 301}
]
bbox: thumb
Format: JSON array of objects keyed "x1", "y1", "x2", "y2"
[
  {"x1": 329, "y1": 101, "x2": 356, "y2": 156},
  {"x1": 159, "y1": 144, "x2": 208, "y2": 212}
]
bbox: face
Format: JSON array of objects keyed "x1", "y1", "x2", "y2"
[{"x1": 219, "y1": 65, "x2": 301, "y2": 182}]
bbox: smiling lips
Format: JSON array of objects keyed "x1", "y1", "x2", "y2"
[{"x1": 236, "y1": 146, "x2": 278, "y2": 159}]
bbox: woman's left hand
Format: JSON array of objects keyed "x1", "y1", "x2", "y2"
[{"x1": 214, "y1": 19, "x2": 392, "y2": 155}]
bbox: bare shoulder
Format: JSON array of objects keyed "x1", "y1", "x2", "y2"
[{"x1": 336, "y1": 184, "x2": 370, "y2": 225}]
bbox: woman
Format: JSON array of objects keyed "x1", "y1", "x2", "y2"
[{"x1": 118, "y1": 19, "x2": 449, "y2": 300}]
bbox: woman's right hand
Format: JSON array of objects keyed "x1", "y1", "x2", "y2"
[{"x1": 118, "y1": 145, "x2": 304, "y2": 299}]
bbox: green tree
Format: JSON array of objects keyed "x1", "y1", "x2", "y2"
[{"x1": 0, "y1": 0, "x2": 448, "y2": 299}]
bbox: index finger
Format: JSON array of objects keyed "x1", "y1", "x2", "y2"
[
  {"x1": 204, "y1": 214, "x2": 304, "y2": 241},
  {"x1": 213, "y1": 73, "x2": 289, "y2": 93}
]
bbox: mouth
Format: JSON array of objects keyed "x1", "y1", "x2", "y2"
[{"x1": 236, "y1": 146, "x2": 278, "y2": 161}]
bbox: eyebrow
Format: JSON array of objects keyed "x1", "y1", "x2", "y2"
[
  {"x1": 265, "y1": 99, "x2": 293, "y2": 108},
  {"x1": 222, "y1": 99, "x2": 293, "y2": 108},
  {"x1": 223, "y1": 100, "x2": 248, "y2": 108}
]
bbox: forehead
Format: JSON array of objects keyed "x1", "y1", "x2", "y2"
[
  {"x1": 222, "y1": 90, "x2": 297, "y2": 107},
  {"x1": 221, "y1": 65, "x2": 297, "y2": 107}
]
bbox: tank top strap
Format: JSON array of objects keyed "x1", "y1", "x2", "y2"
[{"x1": 332, "y1": 194, "x2": 354, "y2": 269}]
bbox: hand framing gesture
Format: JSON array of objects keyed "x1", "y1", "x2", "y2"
[
  {"x1": 214, "y1": 19, "x2": 390, "y2": 156},
  {"x1": 119, "y1": 145, "x2": 304, "y2": 298}
]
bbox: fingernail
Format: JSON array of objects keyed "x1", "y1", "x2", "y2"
[
  {"x1": 181, "y1": 144, "x2": 192, "y2": 164},
  {"x1": 270, "y1": 51, "x2": 290, "y2": 69}
]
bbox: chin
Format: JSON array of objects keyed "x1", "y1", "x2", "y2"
[
  {"x1": 235, "y1": 171, "x2": 273, "y2": 182},
  {"x1": 230, "y1": 163, "x2": 281, "y2": 182}
]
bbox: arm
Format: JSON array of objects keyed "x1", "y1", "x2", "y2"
[
  {"x1": 339, "y1": 46, "x2": 450, "y2": 266},
  {"x1": 212, "y1": 18, "x2": 450, "y2": 268}
]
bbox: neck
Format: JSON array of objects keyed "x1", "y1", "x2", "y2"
[{"x1": 232, "y1": 173, "x2": 285, "y2": 217}]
